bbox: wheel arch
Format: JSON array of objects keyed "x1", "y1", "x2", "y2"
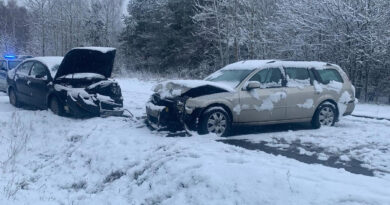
[
  {"x1": 46, "y1": 92, "x2": 59, "y2": 108},
  {"x1": 314, "y1": 99, "x2": 339, "y2": 120},
  {"x1": 200, "y1": 103, "x2": 233, "y2": 123}
]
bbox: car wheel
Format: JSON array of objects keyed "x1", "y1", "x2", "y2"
[
  {"x1": 312, "y1": 103, "x2": 337, "y2": 129},
  {"x1": 9, "y1": 88, "x2": 20, "y2": 108},
  {"x1": 50, "y1": 96, "x2": 64, "y2": 116},
  {"x1": 199, "y1": 107, "x2": 231, "y2": 137}
]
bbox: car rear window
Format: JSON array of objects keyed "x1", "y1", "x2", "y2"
[{"x1": 317, "y1": 69, "x2": 344, "y2": 84}]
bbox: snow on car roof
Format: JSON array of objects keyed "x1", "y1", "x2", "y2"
[
  {"x1": 72, "y1": 47, "x2": 116, "y2": 53},
  {"x1": 222, "y1": 60, "x2": 340, "y2": 71}
]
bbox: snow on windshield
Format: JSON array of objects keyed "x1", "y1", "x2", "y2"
[{"x1": 205, "y1": 70, "x2": 252, "y2": 88}]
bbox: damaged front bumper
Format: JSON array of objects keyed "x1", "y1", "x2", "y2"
[
  {"x1": 65, "y1": 90, "x2": 123, "y2": 118},
  {"x1": 145, "y1": 100, "x2": 200, "y2": 132}
]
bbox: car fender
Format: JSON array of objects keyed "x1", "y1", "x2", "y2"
[
  {"x1": 185, "y1": 93, "x2": 237, "y2": 121},
  {"x1": 314, "y1": 94, "x2": 339, "y2": 114},
  {"x1": 46, "y1": 88, "x2": 66, "y2": 108}
]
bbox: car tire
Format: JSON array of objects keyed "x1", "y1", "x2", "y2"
[
  {"x1": 311, "y1": 102, "x2": 337, "y2": 129},
  {"x1": 199, "y1": 106, "x2": 232, "y2": 137},
  {"x1": 8, "y1": 88, "x2": 21, "y2": 108},
  {"x1": 49, "y1": 96, "x2": 64, "y2": 116}
]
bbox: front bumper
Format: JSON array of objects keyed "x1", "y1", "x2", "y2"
[
  {"x1": 146, "y1": 101, "x2": 200, "y2": 131},
  {"x1": 66, "y1": 93, "x2": 123, "y2": 118}
]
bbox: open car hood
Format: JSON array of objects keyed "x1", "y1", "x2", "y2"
[
  {"x1": 54, "y1": 47, "x2": 116, "y2": 79},
  {"x1": 154, "y1": 80, "x2": 234, "y2": 99}
]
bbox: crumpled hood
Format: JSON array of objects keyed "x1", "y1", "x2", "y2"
[
  {"x1": 54, "y1": 47, "x2": 116, "y2": 79},
  {"x1": 154, "y1": 80, "x2": 234, "y2": 99}
]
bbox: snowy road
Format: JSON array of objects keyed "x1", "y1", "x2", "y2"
[{"x1": 1, "y1": 78, "x2": 390, "y2": 204}]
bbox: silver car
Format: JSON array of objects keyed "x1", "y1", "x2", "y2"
[{"x1": 146, "y1": 60, "x2": 356, "y2": 136}]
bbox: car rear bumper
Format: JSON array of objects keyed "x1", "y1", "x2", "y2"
[{"x1": 343, "y1": 100, "x2": 356, "y2": 116}]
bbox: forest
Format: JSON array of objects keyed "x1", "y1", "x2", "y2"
[{"x1": 1, "y1": 0, "x2": 390, "y2": 102}]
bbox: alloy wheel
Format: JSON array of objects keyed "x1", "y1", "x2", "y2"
[
  {"x1": 319, "y1": 107, "x2": 335, "y2": 126},
  {"x1": 207, "y1": 111, "x2": 227, "y2": 135}
]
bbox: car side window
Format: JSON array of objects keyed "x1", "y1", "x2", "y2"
[
  {"x1": 286, "y1": 67, "x2": 309, "y2": 80},
  {"x1": 263, "y1": 68, "x2": 283, "y2": 88},
  {"x1": 285, "y1": 67, "x2": 311, "y2": 87},
  {"x1": 317, "y1": 69, "x2": 344, "y2": 84},
  {"x1": 250, "y1": 69, "x2": 269, "y2": 84},
  {"x1": 17, "y1": 62, "x2": 34, "y2": 75},
  {"x1": 0, "y1": 60, "x2": 7, "y2": 71},
  {"x1": 30, "y1": 62, "x2": 49, "y2": 79}
]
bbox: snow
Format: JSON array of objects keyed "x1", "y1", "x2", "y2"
[
  {"x1": 222, "y1": 60, "x2": 341, "y2": 72},
  {"x1": 29, "y1": 56, "x2": 64, "y2": 77},
  {"x1": 229, "y1": 115, "x2": 390, "y2": 179},
  {"x1": 297, "y1": 99, "x2": 314, "y2": 109},
  {"x1": 313, "y1": 80, "x2": 323, "y2": 93},
  {"x1": 146, "y1": 102, "x2": 165, "y2": 112},
  {"x1": 338, "y1": 91, "x2": 352, "y2": 118},
  {"x1": 87, "y1": 80, "x2": 114, "y2": 90},
  {"x1": 222, "y1": 60, "x2": 275, "y2": 70},
  {"x1": 72, "y1": 47, "x2": 116, "y2": 53},
  {"x1": 354, "y1": 103, "x2": 390, "y2": 119},
  {"x1": 1, "y1": 78, "x2": 390, "y2": 204},
  {"x1": 327, "y1": 81, "x2": 343, "y2": 94},
  {"x1": 313, "y1": 80, "x2": 343, "y2": 94},
  {"x1": 255, "y1": 91, "x2": 287, "y2": 111},
  {"x1": 286, "y1": 78, "x2": 310, "y2": 89},
  {"x1": 233, "y1": 105, "x2": 241, "y2": 115}
]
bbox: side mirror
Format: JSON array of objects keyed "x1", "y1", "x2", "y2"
[{"x1": 246, "y1": 81, "x2": 261, "y2": 90}]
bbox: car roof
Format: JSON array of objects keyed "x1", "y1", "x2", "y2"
[{"x1": 221, "y1": 60, "x2": 342, "y2": 71}]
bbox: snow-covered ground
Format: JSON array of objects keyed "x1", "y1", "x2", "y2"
[
  {"x1": 1, "y1": 78, "x2": 390, "y2": 205},
  {"x1": 353, "y1": 103, "x2": 390, "y2": 119}
]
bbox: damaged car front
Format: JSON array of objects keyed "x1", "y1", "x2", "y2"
[
  {"x1": 146, "y1": 70, "x2": 251, "y2": 134},
  {"x1": 52, "y1": 47, "x2": 123, "y2": 117}
]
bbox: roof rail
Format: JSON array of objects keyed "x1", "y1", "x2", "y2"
[{"x1": 267, "y1": 60, "x2": 276, "y2": 64}]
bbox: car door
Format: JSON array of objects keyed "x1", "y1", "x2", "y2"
[
  {"x1": 28, "y1": 62, "x2": 51, "y2": 108},
  {"x1": 238, "y1": 68, "x2": 287, "y2": 123},
  {"x1": 0, "y1": 60, "x2": 7, "y2": 91},
  {"x1": 14, "y1": 61, "x2": 34, "y2": 102},
  {"x1": 284, "y1": 67, "x2": 316, "y2": 119}
]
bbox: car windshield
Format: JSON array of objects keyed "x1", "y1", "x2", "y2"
[
  {"x1": 205, "y1": 70, "x2": 252, "y2": 88},
  {"x1": 8, "y1": 61, "x2": 22, "y2": 70}
]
